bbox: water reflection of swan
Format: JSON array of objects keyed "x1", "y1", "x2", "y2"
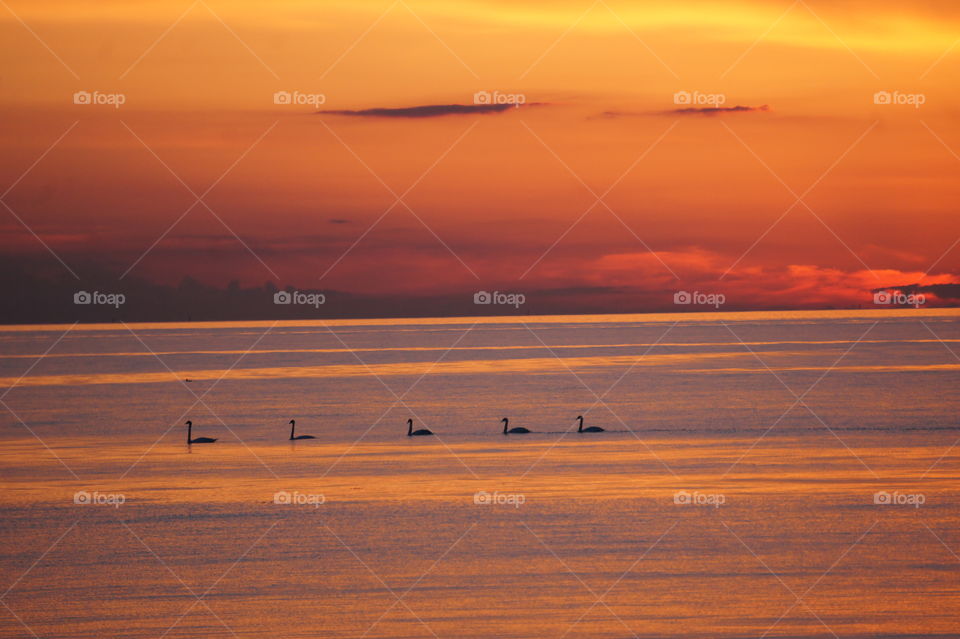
[
  {"x1": 186, "y1": 420, "x2": 217, "y2": 444},
  {"x1": 407, "y1": 418, "x2": 433, "y2": 437},
  {"x1": 576, "y1": 415, "x2": 604, "y2": 433},
  {"x1": 502, "y1": 417, "x2": 530, "y2": 434}
]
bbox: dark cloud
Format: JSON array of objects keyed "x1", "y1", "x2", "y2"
[
  {"x1": 599, "y1": 104, "x2": 771, "y2": 118},
  {"x1": 873, "y1": 282, "x2": 960, "y2": 301},
  {"x1": 318, "y1": 103, "x2": 522, "y2": 118},
  {"x1": 328, "y1": 218, "x2": 351, "y2": 224},
  {"x1": 669, "y1": 104, "x2": 770, "y2": 116}
]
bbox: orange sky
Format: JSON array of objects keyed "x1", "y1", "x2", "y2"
[{"x1": 1, "y1": 0, "x2": 959, "y2": 313}]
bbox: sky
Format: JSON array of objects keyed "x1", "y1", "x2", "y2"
[{"x1": 1, "y1": 0, "x2": 959, "y2": 318}]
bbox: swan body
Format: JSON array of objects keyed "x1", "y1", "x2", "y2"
[
  {"x1": 502, "y1": 417, "x2": 530, "y2": 434},
  {"x1": 407, "y1": 418, "x2": 433, "y2": 437},
  {"x1": 288, "y1": 419, "x2": 315, "y2": 440},
  {"x1": 576, "y1": 415, "x2": 604, "y2": 433},
  {"x1": 186, "y1": 420, "x2": 217, "y2": 444}
]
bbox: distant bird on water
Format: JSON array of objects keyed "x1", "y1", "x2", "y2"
[
  {"x1": 502, "y1": 417, "x2": 530, "y2": 434},
  {"x1": 406, "y1": 418, "x2": 433, "y2": 437},
  {"x1": 576, "y1": 415, "x2": 604, "y2": 433},
  {"x1": 288, "y1": 419, "x2": 315, "y2": 440},
  {"x1": 186, "y1": 420, "x2": 217, "y2": 444}
]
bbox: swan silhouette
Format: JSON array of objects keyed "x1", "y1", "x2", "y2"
[
  {"x1": 576, "y1": 415, "x2": 604, "y2": 433},
  {"x1": 502, "y1": 417, "x2": 530, "y2": 434},
  {"x1": 288, "y1": 419, "x2": 315, "y2": 440},
  {"x1": 406, "y1": 418, "x2": 433, "y2": 437},
  {"x1": 186, "y1": 420, "x2": 217, "y2": 444}
]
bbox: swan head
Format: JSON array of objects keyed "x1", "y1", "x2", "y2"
[
  {"x1": 185, "y1": 420, "x2": 192, "y2": 426},
  {"x1": 289, "y1": 419, "x2": 295, "y2": 425}
]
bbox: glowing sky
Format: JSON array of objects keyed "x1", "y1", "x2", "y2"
[{"x1": 1, "y1": 0, "x2": 958, "y2": 313}]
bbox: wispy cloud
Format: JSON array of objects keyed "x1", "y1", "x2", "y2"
[
  {"x1": 600, "y1": 105, "x2": 771, "y2": 118},
  {"x1": 318, "y1": 103, "x2": 527, "y2": 118}
]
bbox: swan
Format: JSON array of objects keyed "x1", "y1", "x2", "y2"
[
  {"x1": 576, "y1": 415, "x2": 604, "y2": 433},
  {"x1": 502, "y1": 417, "x2": 530, "y2": 434},
  {"x1": 288, "y1": 419, "x2": 315, "y2": 440},
  {"x1": 186, "y1": 420, "x2": 217, "y2": 444},
  {"x1": 406, "y1": 418, "x2": 433, "y2": 437}
]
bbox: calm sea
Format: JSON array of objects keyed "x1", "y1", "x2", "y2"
[{"x1": 1, "y1": 309, "x2": 958, "y2": 638}]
